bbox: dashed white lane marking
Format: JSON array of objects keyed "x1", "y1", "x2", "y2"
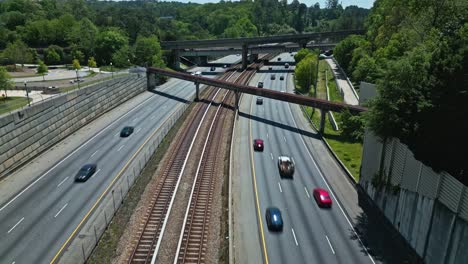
[
  {"x1": 114, "y1": 132, "x2": 119, "y2": 137},
  {"x1": 150, "y1": 115, "x2": 157, "y2": 120},
  {"x1": 91, "y1": 150, "x2": 98, "y2": 157},
  {"x1": 117, "y1": 145, "x2": 125, "y2": 152},
  {"x1": 8, "y1": 217, "x2": 24, "y2": 234},
  {"x1": 267, "y1": 133, "x2": 269, "y2": 139},
  {"x1": 304, "y1": 187, "x2": 311, "y2": 198},
  {"x1": 12, "y1": 261, "x2": 15, "y2": 264},
  {"x1": 270, "y1": 153, "x2": 273, "y2": 160},
  {"x1": 291, "y1": 228, "x2": 299, "y2": 246},
  {"x1": 94, "y1": 169, "x2": 101, "y2": 177},
  {"x1": 326, "y1": 235, "x2": 335, "y2": 254},
  {"x1": 135, "y1": 128, "x2": 142, "y2": 134},
  {"x1": 278, "y1": 182, "x2": 283, "y2": 193},
  {"x1": 57, "y1": 177, "x2": 69, "y2": 188},
  {"x1": 54, "y1": 203, "x2": 68, "y2": 218},
  {"x1": 283, "y1": 136, "x2": 286, "y2": 142}
]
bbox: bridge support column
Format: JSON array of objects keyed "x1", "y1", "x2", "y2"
[
  {"x1": 195, "y1": 82, "x2": 200, "y2": 101},
  {"x1": 298, "y1": 40, "x2": 308, "y2": 49},
  {"x1": 173, "y1": 49, "x2": 181, "y2": 70},
  {"x1": 319, "y1": 109, "x2": 326, "y2": 134},
  {"x1": 235, "y1": 90, "x2": 240, "y2": 111},
  {"x1": 200, "y1": 56, "x2": 208, "y2": 66},
  {"x1": 147, "y1": 72, "x2": 156, "y2": 91},
  {"x1": 242, "y1": 44, "x2": 248, "y2": 70}
]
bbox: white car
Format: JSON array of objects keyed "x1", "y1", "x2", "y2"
[{"x1": 278, "y1": 156, "x2": 295, "y2": 178}]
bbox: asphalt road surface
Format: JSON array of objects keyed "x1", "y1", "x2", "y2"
[
  {"x1": 238, "y1": 52, "x2": 374, "y2": 264},
  {"x1": 0, "y1": 60, "x2": 236, "y2": 263}
]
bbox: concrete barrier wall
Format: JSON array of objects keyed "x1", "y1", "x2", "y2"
[
  {"x1": 0, "y1": 75, "x2": 146, "y2": 178},
  {"x1": 58, "y1": 86, "x2": 196, "y2": 264}
]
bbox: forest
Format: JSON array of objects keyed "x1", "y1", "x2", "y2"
[
  {"x1": 333, "y1": 0, "x2": 467, "y2": 184},
  {"x1": 0, "y1": 0, "x2": 369, "y2": 67}
]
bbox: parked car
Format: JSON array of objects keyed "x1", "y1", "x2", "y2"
[
  {"x1": 256, "y1": 97, "x2": 263, "y2": 105},
  {"x1": 271, "y1": 74, "x2": 276, "y2": 80},
  {"x1": 253, "y1": 139, "x2": 264, "y2": 151},
  {"x1": 265, "y1": 207, "x2": 283, "y2": 231},
  {"x1": 279, "y1": 76, "x2": 284, "y2": 81},
  {"x1": 258, "y1": 82, "x2": 264, "y2": 88},
  {"x1": 278, "y1": 156, "x2": 295, "y2": 178},
  {"x1": 313, "y1": 188, "x2": 332, "y2": 208},
  {"x1": 75, "y1": 164, "x2": 97, "y2": 182},
  {"x1": 120, "y1": 126, "x2": 134, "y2": 137}
]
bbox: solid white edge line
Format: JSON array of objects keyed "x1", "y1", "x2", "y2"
[
  {"x1": 291, "y1": 228, "x2": 299, "y2": 246},
  {"x1": 0, "y1": 93, "x2": 157, "y2": 213},
  {"x1": 90, "y1": 150, "x2": 98, "y2": 157},
  {"x1": 151, "y1": 88, "x2": 225, "y2": 264},
  {"x1": 173, "y1": 89, "x2": 230, "y2": 264},
  {"x1": 326, "y1": 235, "x2": 336, "y2": 255},
  {"x1": 57, "y1": 177, "x2": 69, "y2": 188},
  {"x1": 117, "y1": 145, "x2": 125, "y2": 152},
  {"x1": 54, "y1": 203, "x2": 68, "y2": 218},
  {"x1": 7, "y1": 217, "x2": 25, "y2": 234},
  {"x1": 287, "y1": 104, "x2": 376, "y2": 264},
  {"x1": 304, "y1": 187, "x2": 310, "y2": 198},
  {"x1": 278, "y1": 182, "x2": 283, "y2": 193}
]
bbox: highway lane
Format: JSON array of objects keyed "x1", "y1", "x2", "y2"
[
  {"x1": 0, "y1": 66, "x2": 225, "y2": 263},
  {"x1": 248, "y1": 58, "x2": 374, "y2": 263}
]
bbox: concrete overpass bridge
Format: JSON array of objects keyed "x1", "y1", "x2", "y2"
[{"x1": 161, "y1": 30, "x2": 364, "y2": 69}]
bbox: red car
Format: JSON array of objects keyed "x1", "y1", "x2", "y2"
[
  {"x1": 253, "y1": 139, "x2": 264, "y2": 151},
  {"x1": 313, "y1": 188, "x2": 332, "y2": 208}
]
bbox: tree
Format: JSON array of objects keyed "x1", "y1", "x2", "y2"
[
  {"x1": 340, "y1": 110, "x2": 364, "y2": 141},
  {"x1": 87, "y1": 56, "x2": 97, "y2": 69},
  {"x1": 72, "y1": 59, "x2": 81, "y2": 70},
  {"x1": 134, "y1": 35, "x2": 164, "y2": 67},
  {"x1": 111, "y1": 46, "x2": 131, "y2": 68},
  {"x1": 95, "y1": 29, "x2": 128, "y2": 65},
  {"x1": 37, "y1": 60, "x2": 48, "y2": 81},
  {"x1": 2, "y1": 40, "x2": 33, "y2": 68},
  {"x1": 45, "y1": 45, "x2": 63, "y2": 65},
  {"x1": 294, "y1": 54, "x2": 318, "y2": 94},
  {"x1": 0, "y1": 66, "x2": 13, "y2": 98},
  {"x1": 71, "y1": 49, "x2": 84, "y2": 64},
  {"x1": 333, "y1": 35, "x2": 367, "y2": 74},
  {"x1": 294, "y1": 48, "x2": 312, "y2": 63}
]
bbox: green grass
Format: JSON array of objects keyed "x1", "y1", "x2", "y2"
[
  {"x1": 299, "y1": 61, "x2": 362, "y2": 181},
  {"x1": 0, "y1": 96, "x2": 31, "y2": 115}
]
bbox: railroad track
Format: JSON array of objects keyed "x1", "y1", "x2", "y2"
[
  {"x1": 129, "y1": 56, "x2": 272, "y2": 263},
  {"x1": 128, "y1": 70, "x2": 238, "y2": 264}
]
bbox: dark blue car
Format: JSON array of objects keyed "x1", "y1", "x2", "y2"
[
  {"x1": 75, "y1": 164, "x2": 97, "y2": 182},
  {"x1": 265, "y1": 207, "x2": 283, "y2": 232}
]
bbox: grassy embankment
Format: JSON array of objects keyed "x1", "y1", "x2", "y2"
[
  {"x1": 0, "y1": 97, "x2": 31, "y2": 115},
  {"x1": 299, "y1": 60, "x2": 362, "y2": 180}
]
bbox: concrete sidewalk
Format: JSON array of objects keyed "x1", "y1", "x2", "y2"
[{"x1": 326, "y1": 58, "x2": 359, "y2": 106}]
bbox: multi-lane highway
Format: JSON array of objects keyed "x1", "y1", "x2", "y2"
[
  {"x1": 233, "y1": 52, "x2": 375, "y2": 263},
  {"x1": 0, "y1": 56, "x2": 239, "y2": 263}
]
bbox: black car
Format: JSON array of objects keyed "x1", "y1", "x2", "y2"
[
  {"x1": 266, "y1": 207, "x2": 283, "y2": 231},
  {"x1": 256, "y1": 97, "x2": 263, "y2": 105},
  {"x1": 279, "y1": 76, "x2": 284, "y2": 81},
  {"x1": 277, "y1": 57, "x2": 282, "y2": 61},
  {"x1": 257, "y1": 82, "x2": 264, "y2": 88},
  {"x1": 270, "y1": 74, "x2": 276, "y2": 80},
  {"x1": 268, "y1": 66, "x2": 273, "y2": 70},
  {"x1": 324, "y1": 49, "x2": 333, "y2": 56},
  {"x1": 120, "y1": 126, "x2": 134, "y2": 137},
  {"x1": 210, "y1": 66, "x2": 216, "y2": 71},
  {"x1": 75, "y1": 164, "x2": 97, "y2": 182}
]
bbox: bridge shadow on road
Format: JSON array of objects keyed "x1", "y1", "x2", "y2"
[
  {"x1": 349, "y1": 186, "x2": 424, "y2": 264},
  {"x1": 238, "y1": 111, "x2": 321, "y2": 140},
  {"x1": 149, "y1": 89, "x2": 191, "y2": 104}
]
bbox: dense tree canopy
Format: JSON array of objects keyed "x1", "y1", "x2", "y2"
[
  {"x1": 335, "y1": 0, "x2": 468, "y2": 183},
  {"x1": 0, "y1": 0, "x2": 369, "y2": 68}
]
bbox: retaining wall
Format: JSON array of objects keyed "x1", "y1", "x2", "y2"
[{"x1": 0, "y1": 75, "x2": 146, "y2": 178}]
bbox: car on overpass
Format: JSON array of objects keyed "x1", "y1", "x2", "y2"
[
  {"x1": 313, "y1": 188, "x2": 332, "y2": 208},
  {"x1": 277, "y1": 57, "x2": 282, "y2": 61},
  {"x1": 278, "y1": 156, "x2": 295, "y2": 178},
  {"x1": 265, "y1": 207, "x2": 283, "y2": 231},
  {"x1": 210, "y1": 66, "x2": 216, "y2": 71},
  {"x1": 279, "y1": 76, "x2": 284, "y2": 81},
  {"x1": 257, "y1": 82, "x2": 263, "y2": 88},
  {"x1": 253, "y1": 139, "x2": 264, "y2": 151},
  {"x1": 285, "y1": 63, "x2": 289, "y2": 69},
  {"x1": 75, "y1": 164, "x2": 97, "y2": 182}
]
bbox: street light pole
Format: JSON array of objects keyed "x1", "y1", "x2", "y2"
[
  {"x1": 110, "y1": 62, "x2": 113, "y2": 79},
  {"x1": 76, "y1": 69, "x2": 80, "y2": 89},
  {"x1": 24, "y1": 81, "x2": 30, "y2": 107}
]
